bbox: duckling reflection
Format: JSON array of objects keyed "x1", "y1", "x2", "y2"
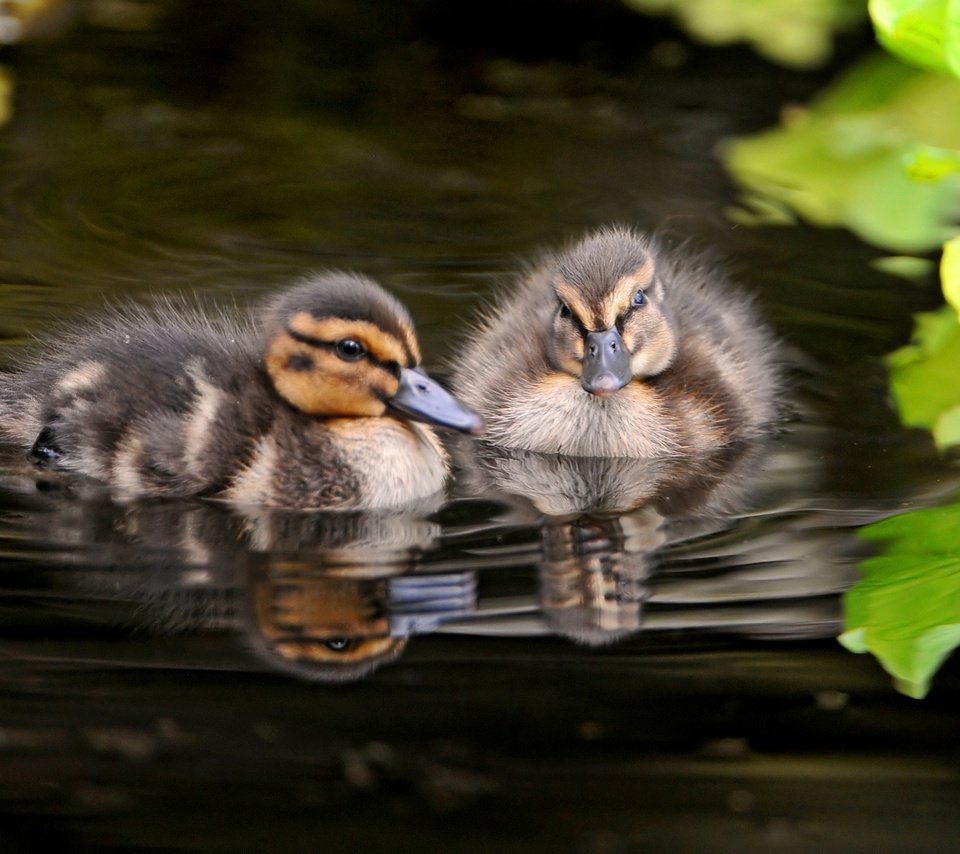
[
  {"x1": 235, "y1": 495, "x2": 477, "y2": 683},
  {"x1": 455, "y1": 440, "x2": 758, "y2": 520},
  {"x1": 245, "y1": 560, "x2": 476, "y2": 683},
  {"x1": 538, "y1": 508, "x2": 660, "y2": 646},
  {"x1": 0, "y1": 469, "x2": 476, "y2": 682},
  {"x1": 453, "y1": 438, "x2": 765, "y2": 645}
]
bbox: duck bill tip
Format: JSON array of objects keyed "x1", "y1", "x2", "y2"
[
  {"x1": 464, "y1": 413, "x2": 486, "y2": 436},
  {"x1": 581, "y1": 372, "x2": 630, "y2": 396},
  {"x1": 581, "y1": 327, "x2": 632, "y2": 395}
]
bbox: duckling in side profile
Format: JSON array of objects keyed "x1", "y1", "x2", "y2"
[
  {"x1": 451, "y1": 226, "x2": 780, "y2": 457},
  {"x1": 0, "y1": 273, "x2": 483, "y2": 510}
]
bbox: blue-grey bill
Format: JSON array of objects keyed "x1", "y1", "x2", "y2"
[
  {"x1": 389, "y1": 367, "x2": 485, "y2": 435},
  {"x1": 581, "y1": 327, "x2": 632, "y2": 395}
]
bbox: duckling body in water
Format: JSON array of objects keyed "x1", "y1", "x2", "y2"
[
  {"x1": 0, "y1": 273, "x2": 482, "y2": 510},
  {"x1": 451, "y1": 227, "x2": 780, "y2": 457}
]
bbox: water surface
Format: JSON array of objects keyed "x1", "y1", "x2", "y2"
[{"x1": 1, "y1": 5, "x2": 959, "y2": 851}]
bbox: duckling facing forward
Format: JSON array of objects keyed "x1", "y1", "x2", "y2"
[
  {"x1": 451, "y1": 227, "x2": 780, "y2": 457},
  {"x1": 0, "y1": 273, "x2": 483, "y2": 510}
]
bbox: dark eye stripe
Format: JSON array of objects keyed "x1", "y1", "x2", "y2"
[
  {"x1": 558, "y1": 305, "x2": 590, "y2": 337},
  {"x1": 398, "y1": 337, "x2": 417, "y2": 369},
  {"x1": 370, "y1": 385, "x2": 394, "y2": 404},
  {"x1": 322, "y1": 313, "x2": 417, "y2": 368},
  {"x1": 285, "y1": 353, "x2": 315, "y2": 372},
  {"x1": 286, "y1": 325, "x2": 402, "y2": 377}
]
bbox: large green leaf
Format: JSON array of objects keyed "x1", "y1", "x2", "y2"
[
  {"x1": 840, "y1": 500, "x2": 960, "y2": 698},
  {"x1": 723, "y1": 54, "x2": 960, "y2": 253}
]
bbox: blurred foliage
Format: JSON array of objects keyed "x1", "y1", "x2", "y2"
[
  {"x1": 718, "y1": 8, "x2": 960, "y2": 461},
  {"x1": 886, "y1": 236, "x2": 960, "y2": 452},
  {"x1": 870, "y1": 0, "x2": 960, "y2": 77},
  {"x1": 887, "y1": 305, "x2": 960, "y2": 447},
  {"x1": 635, "y1": 0, "x2": 960, "y2": 698},
  {"x1": 943, "y1": 232, "x2": 960, "y2": 314},
  {"x1": 622, "y1": 0, "x2": 867, "y2": 67},
  {"x1": 722, "y1": 54, "x2": 960, "y2": 253},
  {"x1": 840, "y1": 499, "x2": 960, "y2": 698}
]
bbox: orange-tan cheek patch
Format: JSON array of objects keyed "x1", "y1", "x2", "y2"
[
  {"x1": 266, "y1": 333, "x2": 392, "y2": 417},
  {"x1": 252, "y1": 581, "x2": 403, "y2": 661},
  {"x1": 257, "y1": 578, "x2": 388, "y2": 635},
  {"x1": 265, "y1": 332, "x2": 310, "y2": 384},
  {"x1": 316, "y1": 355, "x2": 398, "y2": 417},
  {"x1": 294, "y1": 375, "x2": 389, "y2": 417}
]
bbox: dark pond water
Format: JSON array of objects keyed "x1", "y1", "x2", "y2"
[{"x1": 2, "y1": 3, "x2": 960, "y2": 852}]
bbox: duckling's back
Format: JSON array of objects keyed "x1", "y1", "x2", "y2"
[
  {"x1": 649, "y1": 243, "x2": 781, "y2": 435},
  {"x1": 0, "y1": 301, "x2": 274, "y2": 497},
  {"x1": 0, "y1": 275, "x2": 470, "y2": 510}
]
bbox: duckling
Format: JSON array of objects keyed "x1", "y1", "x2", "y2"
[
  {"x1": 0, "y1": 272, "x2": 483, "y2": 510},
  {"x1": 451, "y1": 226, "x2": 780, "y2": 457}
]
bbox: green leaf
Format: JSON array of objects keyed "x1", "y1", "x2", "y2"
[
  {"x1": 623, "y1": 0, "x2": 867, "y2": 68},
  {"x1": 723, "y1": 54, "x2": 960, "y2": 253},
  {"x1": 870, "y1": 255, "x2": 936, "y2": 278},
  {"x1": 942, "y1": 234, "x2": 960, "y2": 316},
  {"x1": 935, "y1": 403, "x2": 960, "y2": 445},
  {"x1": 869, "y1": 0, "x2": 960, "y2": 77},
  {"x1": 904, "y1": 144, "x2": 960, "y2": 180},
  {"x1": 887, "y1": 305, "x2": 960, "y2": 443},
  {"x1": 859, "y1": 500, "x2": 960, "y2": 550},
  {"x1": 948, "y1": 1, "x2": 960, "y2": 73},
  {"x1": 870, "y1": 0, "x2": 954, "y2": 74},
  {"x1": 841, "y1": 500, "x2": 960, "y2": 698}
]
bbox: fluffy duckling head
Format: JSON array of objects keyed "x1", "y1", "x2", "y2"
[
  {"x1": 547, "y1": 227, "x2": 676, "y2": 395},
  {"x1": 262, "y1": 273, "x2": 483, "y2": 434}
]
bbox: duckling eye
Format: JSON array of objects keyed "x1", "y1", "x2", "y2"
[
  {"x1": 632, "y1": 289, "x2": 646, "y2": 307},
  {"x1": 558, "y1": 302, "x2": 572, "y2": 319},
  {"x1": 335, "y1": 338, "x2": 366, "y2": 361}
]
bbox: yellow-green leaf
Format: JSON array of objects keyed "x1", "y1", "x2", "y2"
[
  {"x1": 870, "y1": 0, "x2": 954, "y2": 75},
  {"x1": 887, "y1": 305, "x2": 960, "y2": 434},
  {"x1": 942, "y1": 234, "x2": 960, "y2": 316},
  {"x1": 905, "y1": 144, "x2": 960, "y2": 180}
]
